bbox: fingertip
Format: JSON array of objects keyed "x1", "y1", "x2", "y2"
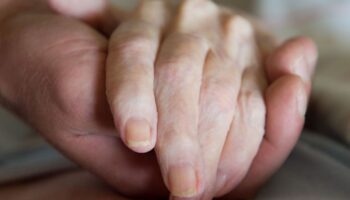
[
  {"x1": 266, "y1": 36, "x2": 318, "y2": 84},
  {"x1": 168, "y1": 165, "x2": 202, "y2": 198},
  {"x1": 156, "y1": 140, "x2": 205, "y2": 198},
  {"x1": 123, "y1": 118, "x2": 155, "y2": 153},
  {"x1": 296, "y1": 37, "x2": 318, "y2": 65}
]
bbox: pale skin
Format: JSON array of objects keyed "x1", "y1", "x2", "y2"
[{"x1": 0, "y1": 0, "x2": 317, "y2": 200}]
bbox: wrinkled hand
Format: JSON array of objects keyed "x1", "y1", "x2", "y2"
[
  {"x1": 101, "y1": 0, "x2": 316, "y2": 199},
  {"x1": 106, "y1": 1, "x2": 272, "y2": 199}
]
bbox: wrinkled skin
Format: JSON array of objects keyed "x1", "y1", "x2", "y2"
[{"x1": 0, "y1": 0, "x2": 317, "y2": 199}]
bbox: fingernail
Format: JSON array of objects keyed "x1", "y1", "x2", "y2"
[
  {"x1": 214, "y1": 173, "x2": 227, "y2": 195},
  {"x1": 169, "y1": 165, "x2": 198, "y2": 198},
  {"x1": 125, "y1": 118, "x2": 152, "y2": 150},
  {"x1": 297, "y1": 85, "x2": 307, "y2": 117}
]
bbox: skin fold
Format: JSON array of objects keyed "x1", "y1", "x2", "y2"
[{"x1": 0, "y1": 0, "x2": 318, "y2": 199}]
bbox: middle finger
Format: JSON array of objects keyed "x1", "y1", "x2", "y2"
[
  {"x1": 198, "y1": 15, "x2": 256, "y2": 200},
  {"x1": 155, "y1": 31, "x2": 209, "y2": 199}
]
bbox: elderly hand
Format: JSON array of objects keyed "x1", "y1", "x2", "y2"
[{"x1": 99, "y1": 0, "x2": 318, "y2": 199}]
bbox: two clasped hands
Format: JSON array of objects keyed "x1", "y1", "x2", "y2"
[{"x1": 0, "y1": 0, "x2": 317, "y2": 199}]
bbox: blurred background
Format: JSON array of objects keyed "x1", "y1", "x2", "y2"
[{"x1": 0, "y1": 0, "x2": 349, "y2": 194}]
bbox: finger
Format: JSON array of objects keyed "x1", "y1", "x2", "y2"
[
  {"x1": 214, "y1": 69, "x2": 267, "y2": 197},
  {"x1": 197, "y1": 16, "x2": 254, "y2": 200},
  {"x1": 219, "y1": 7, "x2": 278, "y2": 60},
  {"x1": 225, "y1": 75, "x2": 306, "y2": 199},
  {"x1": 48, "y1": 0, "x2": 122, "y2": 34},
  {"x1": 106, "y1": 1, "x2": 169, "y2": 153},
  {"x1": 213, "y1": 20, "x2": 268, "y2": 196},
  {"x1": 154, "y1": 1, "x2": 217, "y2": 198},
  {"x1": 154, "y1": 32, "x2": 209, "y2": 198},
  {"x1": 223, "y1": 38, "x2": 318, "y2": 199},
  {"x1": 266, "y1": 37, "x2": 318, "y2": 90}
]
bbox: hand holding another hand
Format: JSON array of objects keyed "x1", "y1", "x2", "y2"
[{"x1": 0, "y1": 0, "x2": 317, "y2": 199}]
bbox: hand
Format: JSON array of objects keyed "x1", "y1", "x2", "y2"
[
  {"x1": 0, "y1": 1, "x2": 166, "y2": 198},
  {"x1": 102, "y1": 0, "x2": 318, "y2": 199},
  {"x1": 43, "y1": 0, "x2": 316, "y2": 198},
  {"x1": 0, "y1": 0, "x2": 317, "y2": 199}
]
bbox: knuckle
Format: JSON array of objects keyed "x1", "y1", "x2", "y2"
[
  {"x1": 223, "y1": 14, "x2": 254, "y2": 39},
  {"x1": 135, "y1": 1, "x2": 172, "y2": 28},
  {"x1": 166, "y1": 32, "x2": 208, "y2": 52},
  {"x1": 176, "y1": 0, "x2": 217, "y2": 31},
  {"x1": 239, "y1": 89, "x2": 266, "y2": 116},
  {"x1": 178, "y1": 0, "x2": 215, "y2": 19},
  {"x1": 201, "y1": 80, "x2": 237, "y2": 114},
  {"x1": 158, "y1": 34, "x2": 208, "y2": 68},
  {"x1": 157, "y1": 132, "x2": 197, "y2": 157},
  {"x1": 107, "y1": 62, "x2": 153, "y2": 88},
  {"x1": 110, "y1": 35, "x2": 153, "y2": 58},
  {"x1": 238, "y1": 68, "x2": 267, "y2": 124},
  {"x1": 155, "y1": 34, "x2": 207, "y2": 88},
  {"x1": 156, "y1": 59, "x2": 199, "y2": 88},
  {"x1": 178, "y1": 0, "x2": 199, "y2": 17},
  {"x1": 109, "y1": 21, "x2": 157, "y2": 57}
]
